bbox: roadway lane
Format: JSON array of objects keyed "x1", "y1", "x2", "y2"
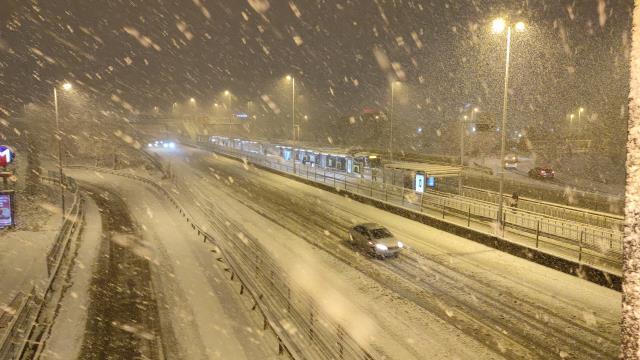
[
  {"x1": 67, "y1": 169, "x2": 279, "y2": 360},
  {"x1": 156, "y1": 146, "x2": 620, "y2": 359}
]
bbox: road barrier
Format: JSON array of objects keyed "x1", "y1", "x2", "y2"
[
  {"x1": 65, "y1": 165, "x2": 376, "y2": 360},
  {"x1": 195, "y1": 142, "x2": 622, "y2": 274},
  {"x1": 456, "y1": 170, "x2": 625, "y2": 215},
  {"x1": 441, "y1": 184, "x2": 624, "y2": 231}
]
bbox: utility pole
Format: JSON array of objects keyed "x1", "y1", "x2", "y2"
[
  {"x1": 497, "y1": 26, "x2": 511, "y2": 226},
  {"x1": 390, "y1": 81, "x2": 396, "y2": 162},
  {"x1": 54, "y1": 87, "x2": 65, "y2": 218}
]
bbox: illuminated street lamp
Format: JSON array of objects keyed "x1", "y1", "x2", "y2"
[
  {"x1": 286, "y1": 75, "x2": 296, "y2": 173},
  {"x1": 570, "y1": 113, "x2": 575, "y2": 131},
  {"x1": 53, "y1": 82, "x2": 73, "y2": 217},
  {"x1": 189, "y1": 97, "x2": 196, "y2": 105},
  {"x1": 223, "y1": 90, "x2": 232, "y2": 111},
  {"x1": 460, "y1": 108, "x2": 479, "y2": 169},
  {"x1": 578, "y1": 107, "x2": 585, "y2": 132},
  {"x1": 492, "y1": 17, "x2": 526, "y2": 226}
]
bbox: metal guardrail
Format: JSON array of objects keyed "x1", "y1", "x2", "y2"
[
  {"x1": 457, "y1": 170, "x2": 625, "y2": 215},
  {"x1": 66, "y1": 165, "x2": 376, "y2": 360},
  {"x1": 0, "y1": 175, "x2": 84, "y2": 359},
  {"x1": 458, "y1": 186, "x2": 624, "y2": 231},
  {"x1": 0, "y1": 288, "x2": 39, "y2": 359},
  {"x1": 197, "y1": 142, "x2": 622, "y2": 271}
]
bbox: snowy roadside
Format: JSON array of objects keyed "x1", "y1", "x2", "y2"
[
  {"x1": 0, "y1": 185, "x2": 71, "y2": 307},
  {"x1": 40, "y1": 196, "x2": 102, "y2": 359}
]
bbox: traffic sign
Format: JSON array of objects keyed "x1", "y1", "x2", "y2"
[
  {"x1": 0, "y1": 145, "x2": 15, "y2": 167},
  {"x1": 0, "y1": 190, "x2": 15, "y2": 228}
]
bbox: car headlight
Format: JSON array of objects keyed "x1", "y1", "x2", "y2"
[
  {"x1": 148, "y1": 143, "x2": 153, "y2": 148},
  {"x1": 397, "y1": 241, "x2": 404, "y2": 248},
  {"x1": 169, "y1": 142, "x2": 176, "y2": 148},
  {"x1": 375, "y1": 244, "x2": 388, "y2": 251}
]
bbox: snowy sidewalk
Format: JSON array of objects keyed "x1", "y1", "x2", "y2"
[
  {"x1": 0, "y1": 199, "x2": 65, "y2": 306},
  {"x1": 40, "y1": 196, "x2": 102, "y2": 360}
]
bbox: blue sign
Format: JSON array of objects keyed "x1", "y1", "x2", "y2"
[
  {"x1": 427, "y1": 176, "x2": 436, "y2": 188},
  {"x1": 234, "y1": 113, "x2": 249, "y2": 119}
]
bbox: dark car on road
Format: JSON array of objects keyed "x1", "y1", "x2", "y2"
[
  {"x1": 528, "y1": 167, "x2": 555, "y2": 180},
  {"x1": 348, "y1": 223, "x2": 404, "y2": 258}
]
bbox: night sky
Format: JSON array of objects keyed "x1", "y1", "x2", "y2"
[{"x1": 0, "y1": 0, "x2": 633, "y2": 144}]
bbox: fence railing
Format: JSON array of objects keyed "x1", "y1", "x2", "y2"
[
  {"x1": 448, "y1": 185, "x2": 624, "y2": 231},
  {"x1": 457, "y1": 170, "x2": 625, "y2": 215},
  {"x1": 0, "y1": 175, "x2": 84, "y2": 360},
  {"x1": 65, "y1": 165, "x2": 376, "y2": 360},
  {"x1": 197, "y1": 142, "x2": 622, "y2": 271}
]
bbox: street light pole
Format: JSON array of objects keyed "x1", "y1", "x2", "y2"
[
  {"x1": 287, "y1": 76, "x2": 296, "y2": 174},
  {"x1": 390, "y1": 81, "x2": 396, "y2": 162},
  {"x1": 224, "y1": 90, "x2": 232, "y2": 113},
  {"x1": 578, "y1": 107, "x2": 584, "y2": 134},
  {"x1": 53, "y1": 87, "x2": 65, "y2": 218},
  {"x1": 497, "y1": 24, "x2": 513, "y2": 226},
  {"x1": 459, "y1": 115, "x2": 467, "y2": 195},
  {"x1": 460, "y1": 115, "x2": 467, "y2": 167}
]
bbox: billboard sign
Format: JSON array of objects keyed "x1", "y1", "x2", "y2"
[
  {"x1": 415, "y1": 173, "x2": 425, "y2": 193},
  {"x1": 0, "y1": 191, "x2": 15, "y2": 228},
  {"x1": 0, "y1": 145, "x2": 15, "y2": 167}
]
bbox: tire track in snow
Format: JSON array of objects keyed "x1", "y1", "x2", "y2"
[{"x1": 78, "y1": 184, "x2": 166, "y2": 360}]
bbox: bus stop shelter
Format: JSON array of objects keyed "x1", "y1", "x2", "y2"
[{"x1": 383, "y1": 162, "x2": 462, "y2": 192}]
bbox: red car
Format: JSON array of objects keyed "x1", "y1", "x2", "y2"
[{"x1": 528, "y1": 167, "x2": 555, "y2": 180}]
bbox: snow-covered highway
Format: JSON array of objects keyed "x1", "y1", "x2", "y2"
[{"x1": 151, "y1": 146, "x2": 620, "y2": 359}]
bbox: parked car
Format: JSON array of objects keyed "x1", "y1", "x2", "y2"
[
  {"x1": 528, "y1": 167, "x2": 555, "y2": 180},
  {"x1": 348, "y1": 223, "x2": 404, "y2": 258}
]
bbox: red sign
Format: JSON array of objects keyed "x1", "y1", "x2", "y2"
[{"x1": 0, "y1": 145, "x2": 15, "y2": 167}]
